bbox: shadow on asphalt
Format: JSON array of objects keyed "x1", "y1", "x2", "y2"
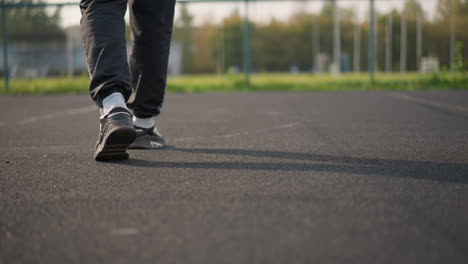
[{"x1": 119, "y1": 148, "x2": 468, "y2": 184}]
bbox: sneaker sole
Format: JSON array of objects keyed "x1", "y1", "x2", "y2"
[
  {"x1": 128, "y1": 137, "x2": 165, "y2": 149},
  {"x1": 95, "y1": 126, "x2": 136, "y2": 161}
]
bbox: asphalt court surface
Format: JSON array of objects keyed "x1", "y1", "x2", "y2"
[{"x1": 1, "y1": 91, "x2": 467, "y2": 263}]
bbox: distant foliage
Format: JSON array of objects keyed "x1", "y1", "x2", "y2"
[
  {"x1": 455, "y1": 41, "x2": 465, "y2": 72},
  {"x1": 2, "y1": 0, "x2": 468, "y2": 73},
  {"x1": 172, "y1": 0, "x2": 468, "y2": 74},
  {"x1": 1, "y1": 0, "x2": 64, "y2": 42}
]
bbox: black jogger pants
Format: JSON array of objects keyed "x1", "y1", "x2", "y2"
[{"x1": 80, "y1": 0, "x2": 176, "y2": 118}]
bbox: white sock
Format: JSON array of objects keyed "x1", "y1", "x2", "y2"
[
  {"x1": 133, "y1": 116, "x2": 155, "y2": 129},
  {"x1": 101, "y1": 92, "x2": 127, "y2": 116}
]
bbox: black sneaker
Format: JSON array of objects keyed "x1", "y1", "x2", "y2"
[
  {"x1": 94, "y1": 107, "x2": 136, "y2": 161},
  {"x1": 128, "y1": 125, "x2": 165, "y2": 149}
]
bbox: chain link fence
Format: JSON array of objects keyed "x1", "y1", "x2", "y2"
[{"x1": 0, "y1": 0, "x2": 466, "y2": 90}]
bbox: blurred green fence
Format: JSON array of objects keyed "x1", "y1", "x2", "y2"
[{"x1": 0, "y1": 0, "x2": 465, "y2": 91}]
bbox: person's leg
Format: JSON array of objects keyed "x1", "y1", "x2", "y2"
[
  {"x1": 80, "y1": 0, "x2": 136, "y2": 161},
  {"x1": 127, "y1": 0, "x2": 176, "y2": 149},
  {"x1": 127, "y1": 0, "x2": 176, "y2": 118},
  {"x1": 80, "y1": 0, "x2": 132, "y2": 108}
]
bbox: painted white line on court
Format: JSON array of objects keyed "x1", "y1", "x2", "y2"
[
  {"x1": 111, "y1": 228, "x2": 139, "y2": 236},
  {"x1": 173, "y1": 122, "x2": 301, "y2": 142},
  {"x1": 17, "y1": 105, "x2": 96, "y2": 125},
  {"x1": 3, "y1": 145, "x2": 75, "y2": 150},
  {"x1": 273, "y1": 122, "x2": 301, "y2": 129},
  {"x1": 173, "y1": 136, "x2": 197, "y2": 142},
  {"x1": 392, "y1": 93, "x2": 468, "y2": 113}
]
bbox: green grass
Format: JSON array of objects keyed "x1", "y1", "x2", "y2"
[{"x1": 1, "y1": 73, "x2": 467, "y2": 94}]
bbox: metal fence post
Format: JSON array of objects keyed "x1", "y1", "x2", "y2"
[
  {"x1": 353, "y1": 19, "x2": 361, "y2": 72},
  {"x1": 242, "y1": 0, "x2": 251, "y2": 86},
  {"x1": 332, "y1": 0, "x2": 341, "y2": 76},
  {"x1": 385, "y1": 14, "x2": 392, "y2": 73},
  {"x1": 400, "y1": 8, "x2": 407, "y2": 73},
  {"x1": 1, "y1": 0, "x2": 9, "y2": 90},
  {"x1": 368, "y1": 0, "x2": 375, "y2": 85},
  {"x1": 416, "y1": 11, "x2": 422, "y2": 72},
  {"x1": 450, "y1": 0, "x2": 456, "y2": 72},
  {"x1": 313, "y1": 16, "x2": 320, "y2": 73}
]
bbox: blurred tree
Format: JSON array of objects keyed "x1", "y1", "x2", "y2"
[
  {"x1": 287, "y1": 11, "x2": 314, "y2": 71},
  {"x1": 220, "y1": 10, "x2": 243, "y2": 72},
  {"x1": 320, "y1": 2, "x2": 333, "y2": 17},
  {"x1": 178, "y1": 0, "x2": 468, "y2": 74},
  {"x1": 172, "y1": 3, "x2": 194, "y2": 74},
  {"x1": 253, "y1": 18, "x2": 288, "y2": 71},
  {"x1": 402, "y1": 0, "x2": 424, "y2": 71},
  {"x1": 436, "y1": 0, "x2": 452, "y2": 20},
  {"x1": 404, "y1": 0, "x2": 424, "y2": 18},
  {"x1": 192, "y1": 18, "x2": 217, "y2": 73},
  {"x1": 1, "y1": 0, "x2": 63, "y2": 42},
  {"x1": 430, "y1": 0, "x2": 468, "y2": 68}
]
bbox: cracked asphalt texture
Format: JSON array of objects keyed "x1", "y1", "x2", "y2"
[{"x1": 1, "y1": 91, "x2": 467, "y2": 263}]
